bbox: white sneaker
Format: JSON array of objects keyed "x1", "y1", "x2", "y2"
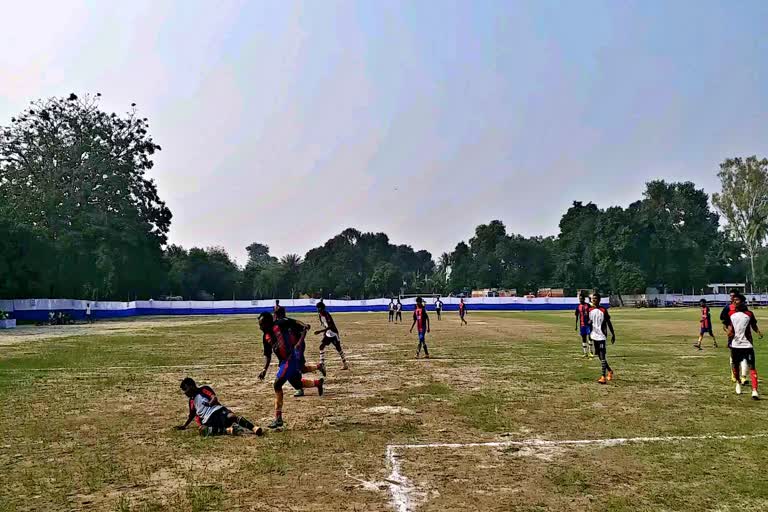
[
  {"x1": 752, "y1": 390, "x2": 760, "y2": 400},
  {"x1": 735, "y1": 383, "x2": 742, "y2": 395}
]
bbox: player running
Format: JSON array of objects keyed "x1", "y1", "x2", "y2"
[
  {"x1": 395, "y1": 299, "x2": 403, "y2": 323},
  {"x1": 724, "y1": 294, "x2": 763, "y2": 399},
  {"x1": 176, "y1": 377, "x2": 262, "y2": 436},
  {"x1": 314, "y1": 301, "x2": 349, "y2": 371},
  {"x1": 721, "y1": 290, "x2": 748, "y2": 384},
  {"x1": 459, "y1": 298, "x2": 468, "y2": 325},
  {"x1": 388, "y1": 298, "x2": 395, "y2": 323},
  {"x1": 435, "y1": 297, "x2": 443, "y2": 320},
  {"x1": 589, "y1": 293, "x2": 616, "y2": 384},
  {"x1": 410, "y1": 297, "x2": 431, "y2": 358},
  {"x1": 694, "y1": 298, "x2": 717, "y2": 350},
  {"x1": 575, "y1": 294, "x2": 593, "y2": 358},
  {"x1": 258, "y1": 312, "x2": 324, "y2": 429}
]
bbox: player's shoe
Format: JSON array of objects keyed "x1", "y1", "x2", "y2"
[
  {"x1": 741, "y1": 376, "x2": 748, "y2": 385},
  {"x1": 416, "y1": 353, "x2": 420, "y2": 359},
  {"x1": 597, "y1": 376, "x2": 607, "y2": 384},
  {"x1": 731, "y1": 372, "x2": 737, "y2": 383},
  {"x1": 735, "y1": 382, "x2": 742, "y2": 395},
  {"x1": 252, "y1": 426, "x2": 264, "y2": 436},
  {"x1": 713, "y1": 341, "x2": 719, "y2": 348},
  {"x1": 607, "y1": 370, "x2": 614, "y2": 382},
  {"x1": 589, "y1": 352, "x2": 595, "y2": 359},
  {"x1": 424, "y1": 354, "x2": 430, "y2": 359},
  {"x1": 341, "y1": 362, "x2": 350, "y2": 370},
  {"x1": 317, "y1": 378, "x2": 324, "y2": 397},
  {"x1": 268, "y1": 418, "x2": 284, "y2": 429},
  {"x1": 693, "y1": 344, "x2": 702, "y2": 351},
  {"x1": 752, "y1": 390, "x2": 760, "y2": 400},
  {"x1": 318, "y1": 363, "x2": 327, "y2": 377},
  {"x1": 293, "y1": 389, "x2": 304, "y2": 398}
]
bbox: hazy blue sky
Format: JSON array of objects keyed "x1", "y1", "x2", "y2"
[{"x1": 2, "y1": 1, "x2": 766, "y2": 263}]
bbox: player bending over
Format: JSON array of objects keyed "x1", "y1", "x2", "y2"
[
  {"x1": 459, "y1": 298, "x2": 468, "y2": 325},
  {"x1": 410, "y1": 296, "x2": 431, "y2": 359},
  {"x1": 176, "y1": 377, "x2": 262, "y2": 436},
  {"x1": 694, "y1": 298, "x2": 717, "y2": 350},
  {"x1": 589, "y1": 293, "x2": 616, "y2": 384},
  {"x1": 258, "y1": 312, "x2": 324, "y2": 429},
  {"x1": 575, "y1": 294, "x2": 593, "y2": 358},
  {"x1": 274, "y1": 306, "x2": 323, "y2": 397},
  {"x1": 435, "y1": 297, "x2": 443, "y2": 320},
  {"x1": 724, "y1": 294, "x2": 763, "y2": 399},
  {"x1": 315, "y1": 301, "x2": 349, "y2": 371}
]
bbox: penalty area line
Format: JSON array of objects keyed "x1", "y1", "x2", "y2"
[{"x1": 385, "y1": 433, "x2": 768, "y2": 512}]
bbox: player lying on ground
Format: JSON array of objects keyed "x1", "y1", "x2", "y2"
[
  {"x1": 258, "y1": 312, "x2": 324, "y2": 429},
  {"x1": 176, "y1": 377, "x2": 262, "y2": 436},
  {"x1": 459, "y1": 298, "x2": 468, "y2": 325},
  {"x1": 314, "y1": 301, "x2": 349, "y2": 371},
  {"x1": 694, "y1": 298, "x2": 717, "y2": 350},
  {"x1": 721, "y1": 289, "x2": 749, "y2": 384},
  {"x1": 575, "y1": 294, "x2": 593, "y2": 358},
  {"x1": 274, "y1": 306, "x2": 323, "y2": 397},
  {"x1": 589, "y1": 293, "x2": 616, "y2": 384},
  {"x1": 410, "y1": 296, "x2": 431, "y2": 358},
  {"x1": 724, "y1": 294, "x2": 763, "y2": 399}
]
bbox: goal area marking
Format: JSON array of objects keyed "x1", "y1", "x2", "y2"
[{"x1": 385, "y1": 433, "x2": 768, "y2": 512}]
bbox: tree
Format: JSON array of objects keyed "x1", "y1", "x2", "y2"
[
  {"x1": 712, "y1": 156, "x2": 768, "y2": 290},
  {"x1": 0, "y1": 93, "x2": 171, "y2": 299}
]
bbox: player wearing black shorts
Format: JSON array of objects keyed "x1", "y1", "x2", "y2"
[
  {"x1": 388, "y1": 298, "x2": 395, "y2": 322},
  {"x1": 176, "y1": 378, "x2": 262, "y2": 436},
  {"x1": 315, "y1": 302, "x2": 349, "y2": 371},
  {"x1": 435, "y1": 297, "x2": 443, "y2": 320},
  {"x1": 589, "y1": 293, "x2": 616, "y2": 384},
  {"x1": 723, "y1": 294, "x2": 763, "y2": 399},
  {"x1": 395, "y1": 300, "x2": 403, "y2": 323}
]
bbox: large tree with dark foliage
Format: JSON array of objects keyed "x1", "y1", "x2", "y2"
[{"x1": 0, "y1": 93, "x2": 171, "y2": 299}]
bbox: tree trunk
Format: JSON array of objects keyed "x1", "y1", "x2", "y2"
[{"x1": 750, "y1": 250, "x2": 757, "y2": 293}]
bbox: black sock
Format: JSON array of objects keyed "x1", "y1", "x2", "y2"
[
  {"x1": 601, "y1": 359, "x2": 608, "y2": 376},
  {"x1": 237, "y1": 417, "x2": 255, "y2": 430}
]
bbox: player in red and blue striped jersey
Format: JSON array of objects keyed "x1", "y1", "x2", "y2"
[
  {"x1": 410, "y1": 297, "x2": 431, "y2": 358},
  {"x1": 694, "y1": 298, "x2": 717, "y2": 350},
  {"x1": 458, "y1": 299, "x2": 468, "y2": 325},
  {"x1": 575, "y1": 294, "x2": 593, "y2": 358},
  {"x1": 258, "y1": 312, "x2": 324, "y2": 429}
]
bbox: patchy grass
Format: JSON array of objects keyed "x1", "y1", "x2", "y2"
[{"x1": 1, "y1": 310, "x2": 768, "y2": 510}]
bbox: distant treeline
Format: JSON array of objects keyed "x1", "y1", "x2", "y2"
[{"x1": 1, "y1": 94, "x2": 765, "y2": 300}]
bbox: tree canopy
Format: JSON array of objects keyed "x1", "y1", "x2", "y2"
[{"x1": 0, "y1": 95, "x2": 760, "y2": 299}]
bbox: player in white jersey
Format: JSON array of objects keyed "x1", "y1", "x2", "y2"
[
  {"x1": 177, "y1": 377, "x2": 262, "y2": 436},
  {"x1": 388, "y1": 298, "x2": 396, "y2": 322},
  {"x1": 588, "y1": 293, "x2": 616, "y2": 384},
  {"x1": 435, "y1": 297, "x2": 443, "y2": 320},
  {"x1": 724, "y1": 294, "x2": 763, "y2": 399}
]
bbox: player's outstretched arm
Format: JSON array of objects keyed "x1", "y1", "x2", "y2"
[
  {"x1": 258, "y1": 354, "x2": 272, "y2": 380},
  {"x1": 607, "y1": 318, "x2": 616, "y2": 343},
  {"x1": 176, "y1": 409, "x2": 195, "y2": 430}
]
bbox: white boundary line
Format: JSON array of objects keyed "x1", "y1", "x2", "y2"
[{"x1": 385, "y1": 433, "x2": 768, "y2": 512}]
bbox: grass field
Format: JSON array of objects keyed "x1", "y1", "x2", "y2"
[{"x1": 2, "y1": 309, "x2": 768, "y2": 512}]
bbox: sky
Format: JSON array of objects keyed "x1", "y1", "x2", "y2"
[{"x1": 1, "y1": 0, "x2": 767, "y2": 264}]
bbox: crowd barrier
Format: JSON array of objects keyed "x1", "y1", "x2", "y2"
[{"x1": 0, "y1": 297, "x2": 584, "y2": 321}]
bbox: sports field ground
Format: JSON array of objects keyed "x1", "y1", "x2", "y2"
[{"x1": 1, "y1": 309, "x2": 767, "y2": 511}]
